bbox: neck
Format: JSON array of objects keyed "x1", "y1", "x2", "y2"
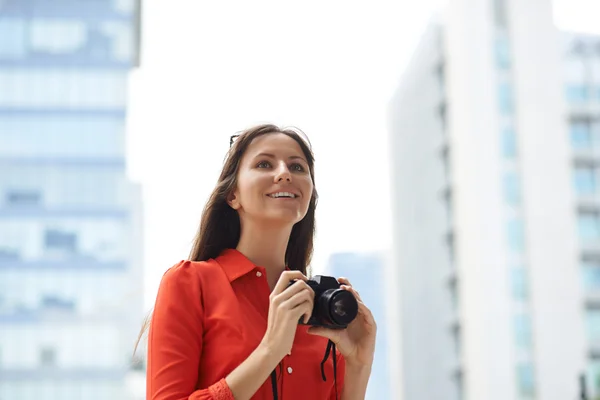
[{"x1": 236, "y1": 220, "x2": 293, "y2": 290}]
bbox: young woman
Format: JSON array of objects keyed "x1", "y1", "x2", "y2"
[{"x1": 145, "y1": 124, "x2": 376, "y2": 400}]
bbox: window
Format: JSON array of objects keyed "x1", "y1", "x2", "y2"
[
  {"x1": 587, "y1": 310, "x2": 600, "y2": 343},
  {"x1": 443, "y1": 188, "x2": 453, "y2": 228},
  {"x1": 40, "y1": 347, "x2": 57, "y2": 367},
  {"x1": 0, "y1": 18, "x2": 27, "y2": 58},
  {"x1": 571, "y1": 120, "x2": 592, "y2": 150},
  {"x1": 574, "y1": 166, "x2": 598, "y2": 195},
  {"x1": 516, "y1": 363, "x2": 536, "y2": 396},
  {"x1": 0, "y1": 247, "x2": 20, "y2": 261},
  {"x1": 587, "y1": 361, "x2": 600, "y2": 399},
  {"x1": 578, "y1": 212, "x2": 600, "y2": 242},
  {"x1": 44, "y1": 229, "x2": 78, "y2": 253},
  {"x1": 455, "y1": 373, "x2": 464, "y2": 400},
  {"x1": 29, "y1": 19, "x2": 87, "y2": 55},
  {"x1": 436, "y1": 62, "x2": 445, "y2": 94},
  {"x1": 113, "y1": 0, "x2": 137, "y2": 13},
  {"x1": 6, "y1": 190, "x2": 42, "y2": 206},
  {"x1": 493, "y1": 0, "x2": 508, "y2": 27},
  {"x1": 498, "y1": 83, "x2": 514, "y2": 115},
  {"x1": 449, "y1": 279, "x2": 458, "y2": 310},
  {"x1": 495, "y1": 35, "x2": 511, "y2": 69},
  {"x1": 451, "y1": 325, "x2": 461, "y2": 358},
  {"x1": 502, "y1": 127, "x2": 517, "y2": 158},
  {"x1": 439, "y1": 102, "x2": 447, "y2": 131},
  {"x1": 514, "y1": 314, "x2": 533, "y2": 350},
  {"x1": 582, "y1": 260, "x2": 600, "y2": 290},
  {"x1": 503, "y1": 172, "x2": 521, "y2": 206},
  {"x1": 0, "y1": 71, "x2": 128, "y2": 109},
  {"x1": 566, "y1": 85, "x2": 590, "y2": 104},
  {"x1": 99, "y1": 20, "x2": 135, "y2": 63},
  {"x1": 511, "y1": 267, "x2": 529, "y2": 300},
  {"x1": 507, "y1": 219, "x2": 525, "y2": 253}
]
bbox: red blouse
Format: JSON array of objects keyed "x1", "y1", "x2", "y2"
[{"x1": 147, "y1": 248, "x2": 345, "y2": 400}]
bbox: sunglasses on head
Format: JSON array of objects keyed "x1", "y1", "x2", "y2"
[{"x1": 229, "y1": 130, "x2": 312, "y2": 149}]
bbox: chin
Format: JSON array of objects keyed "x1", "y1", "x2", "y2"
[{"x1": 265, "y1": 211, "x2": 306, "y2": 226}]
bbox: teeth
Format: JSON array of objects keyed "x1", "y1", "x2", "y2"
[{"x1": 269, "y1": 192, "x2": 296, "y2": 198}]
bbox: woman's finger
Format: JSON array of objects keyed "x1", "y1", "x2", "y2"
[
  {"x1": 341, "y1": 284, "x2": 363, "y2": 303},
  {"x1": 338, "y1": 277, "x2": 352, "y2": 287},
  {"x1": 271, "y1": 271, "x2": 308, "y2": 297}
]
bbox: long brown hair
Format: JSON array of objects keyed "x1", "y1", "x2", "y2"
[{"x1": 133, "y1": 124, "x2": 318, "y2": 356}]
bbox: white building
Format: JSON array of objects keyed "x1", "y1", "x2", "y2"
[{"x1": 387, "y1": 1, "x2": 600, "y2": 399}]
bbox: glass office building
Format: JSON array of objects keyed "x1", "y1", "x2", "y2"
[{"x1": 0, "y1": 1, "x2": 144, "y2": 399}]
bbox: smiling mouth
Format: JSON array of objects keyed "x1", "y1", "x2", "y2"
[{"x1": 267, "y1": 192, "x2": 298, "y2": 199}]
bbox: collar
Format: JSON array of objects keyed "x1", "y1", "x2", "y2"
[{"x1": 215, "y1": 248, "x2": 290, "y2": 282}]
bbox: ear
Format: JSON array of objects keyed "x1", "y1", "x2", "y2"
[{"x1": 226, "y1": 190, "x2": 241, "y2": 210}]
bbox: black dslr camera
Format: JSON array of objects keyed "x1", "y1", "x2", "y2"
[{"x1": 288, "y1": 275, "x2": 358, "y2": 329}]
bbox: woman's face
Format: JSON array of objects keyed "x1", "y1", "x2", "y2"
[{"x1": 229, "y1": 133, "x2": 313, "y2": 227}]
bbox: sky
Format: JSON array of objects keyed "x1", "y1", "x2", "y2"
[{"x1": 126, "y1": 0, "x2": 600, "y2": 309}]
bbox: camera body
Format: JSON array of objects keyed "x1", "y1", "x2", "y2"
[{"x1": 288, "y1": 275, "x2": 358, "y2": 330}]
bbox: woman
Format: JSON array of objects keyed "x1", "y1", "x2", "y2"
[{"x1": 144, "y1": 124, "x2": 376, "y2": 400}]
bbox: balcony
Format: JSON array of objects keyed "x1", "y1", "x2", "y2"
[
  {"x1": 0, "y1": 0, "x2": 136, "y2": 20},
  {"x1": 568, "y1": 102, "x2": 600, "y2": 120},
  {"x1": 0, "y1": 206, "x2": 129, "y2": 219},
  {"x1": 0, "y1": 367, "x2": 127, "y2": 381},
  {"x1": 0, "y1": 257, "x2": 127, "y2": 270},
  {"x1": 572, "y1": 148, "x2": 600, "y2": 164}
]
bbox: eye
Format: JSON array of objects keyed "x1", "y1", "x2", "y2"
[
  {"x1": 290, "y1": 163, "x2": 306, "y2": 172},
  {"x1": 256, "y1": 160, "x2": 272, "y2": 168}
]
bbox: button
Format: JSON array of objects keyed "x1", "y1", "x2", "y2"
[
  {"x1": 287, "y1": 366, "x2": 293, "y2": 374},
  {"x1": 256, "y1": 271, "x2": 262, "y2": 277}
]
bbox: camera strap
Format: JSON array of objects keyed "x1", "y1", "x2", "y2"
[
  {"x1": 320, "y1": 339, "x2": 339, "y2": 400},
  {"x1": 269, "y1": 339, "x2": 338, "y2": 400}
]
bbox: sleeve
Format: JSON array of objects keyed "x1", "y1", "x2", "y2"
[
  {"x1": 146, "y1": 261, "x2": 235, "y2": 400},
  {"x1": 329, "y1": 349, "x2": 346, "y2": 400}
]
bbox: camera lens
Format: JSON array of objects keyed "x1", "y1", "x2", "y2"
[{"x1": 317, "y1": 289, "x2": 358, "y2": 327}]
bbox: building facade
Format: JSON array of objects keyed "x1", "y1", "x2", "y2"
[
  {"x1": 388, "y1": 1, "x2": 600, "y2": 399},
  {"x1": 0, "y1": 1, "x2": 144, "y2": 399},
  {"x1": 325, "y1": 252, "x2": 391, "y2": 400}
]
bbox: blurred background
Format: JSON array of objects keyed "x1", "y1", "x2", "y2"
[{"x1": 1, "y1": 0, "x2": 599, "y2": 399}]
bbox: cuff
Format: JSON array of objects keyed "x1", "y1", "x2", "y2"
[{"x1": 208, "y1": 378, "x2": 235, "y2": 400}]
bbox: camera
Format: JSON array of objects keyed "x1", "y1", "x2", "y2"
[{"x1": 288, "y1": 275, "x2": 358, "y2": 329}]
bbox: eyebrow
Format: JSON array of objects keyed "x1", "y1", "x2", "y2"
[{"x1": 254, "y1": 153, "x2": 308, "y2": 164}]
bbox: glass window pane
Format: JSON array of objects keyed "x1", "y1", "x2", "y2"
[
  {"x1": 514, "y1": 314, "x2": 532, "y2": 350},
  {"x1": 0, "y1": 114, "x2": 125, "y2": 158},
  {"x1": 516, "y1": 363, "x2": 536, "y2": 396},
  {"x1": 498, "y1": 83, "x2": 514, "y2": 115},
  {"x1": 29, "y1": 19, "x2": 87, "y2": 54},
  {"x1": 0, "y1": 71, "x2": 127, "y2": 109},
  {"x1": 587, "y1": 361, "x2": 600, "y2": 399},
  {"x1": 511, "y1": 267, "x2": 529, "y2": 300},
  {"x1": 502, "y1": 127, "x2": 517, "y2": 158},
  {"x1": 578, "y1": 212, "x2": 600, "y2": 242},
  {"x1": 0, "y1": 18, "x2": 27, "y2": 58},
  {"x1": 582, "y1": 260, "x2": 600, "y2": 290},
  {"x1": 587, "y1": 310, "x2": 600, "y2": 343},
  {"x1": 495, "y1": 35, "x2": 511, "y2": 69},
  {"x1": 566, "y1": 84, "x2": 590, "y2": 104},
  {"x1": 507, "y1": 219, "x2": 525, "y2": 253},
  {"x1": 504, "y1": 172, "x2": 521, "y2": 205},
  {"x1": 573, "y1": 166, "x2": 597, "y2": 195},
  {"x1": 571, "y1": 121, "x2": 592, "y2": 149}
]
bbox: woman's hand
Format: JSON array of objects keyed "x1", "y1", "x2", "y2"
[
  {"x1": 259, "y1": 271, "x2": 315, "y2": 362},
  {"x1": 307, "y1": 277, "x2": 376, "y2": 368}
]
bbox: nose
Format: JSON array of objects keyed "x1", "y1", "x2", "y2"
[{"x1": 274, "y1": 161, "x2": 292, "y2": 183}]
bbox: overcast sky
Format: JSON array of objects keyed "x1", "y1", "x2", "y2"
[{"x1": 126, "y1": 0, "x2": 600, "y2": 308}]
